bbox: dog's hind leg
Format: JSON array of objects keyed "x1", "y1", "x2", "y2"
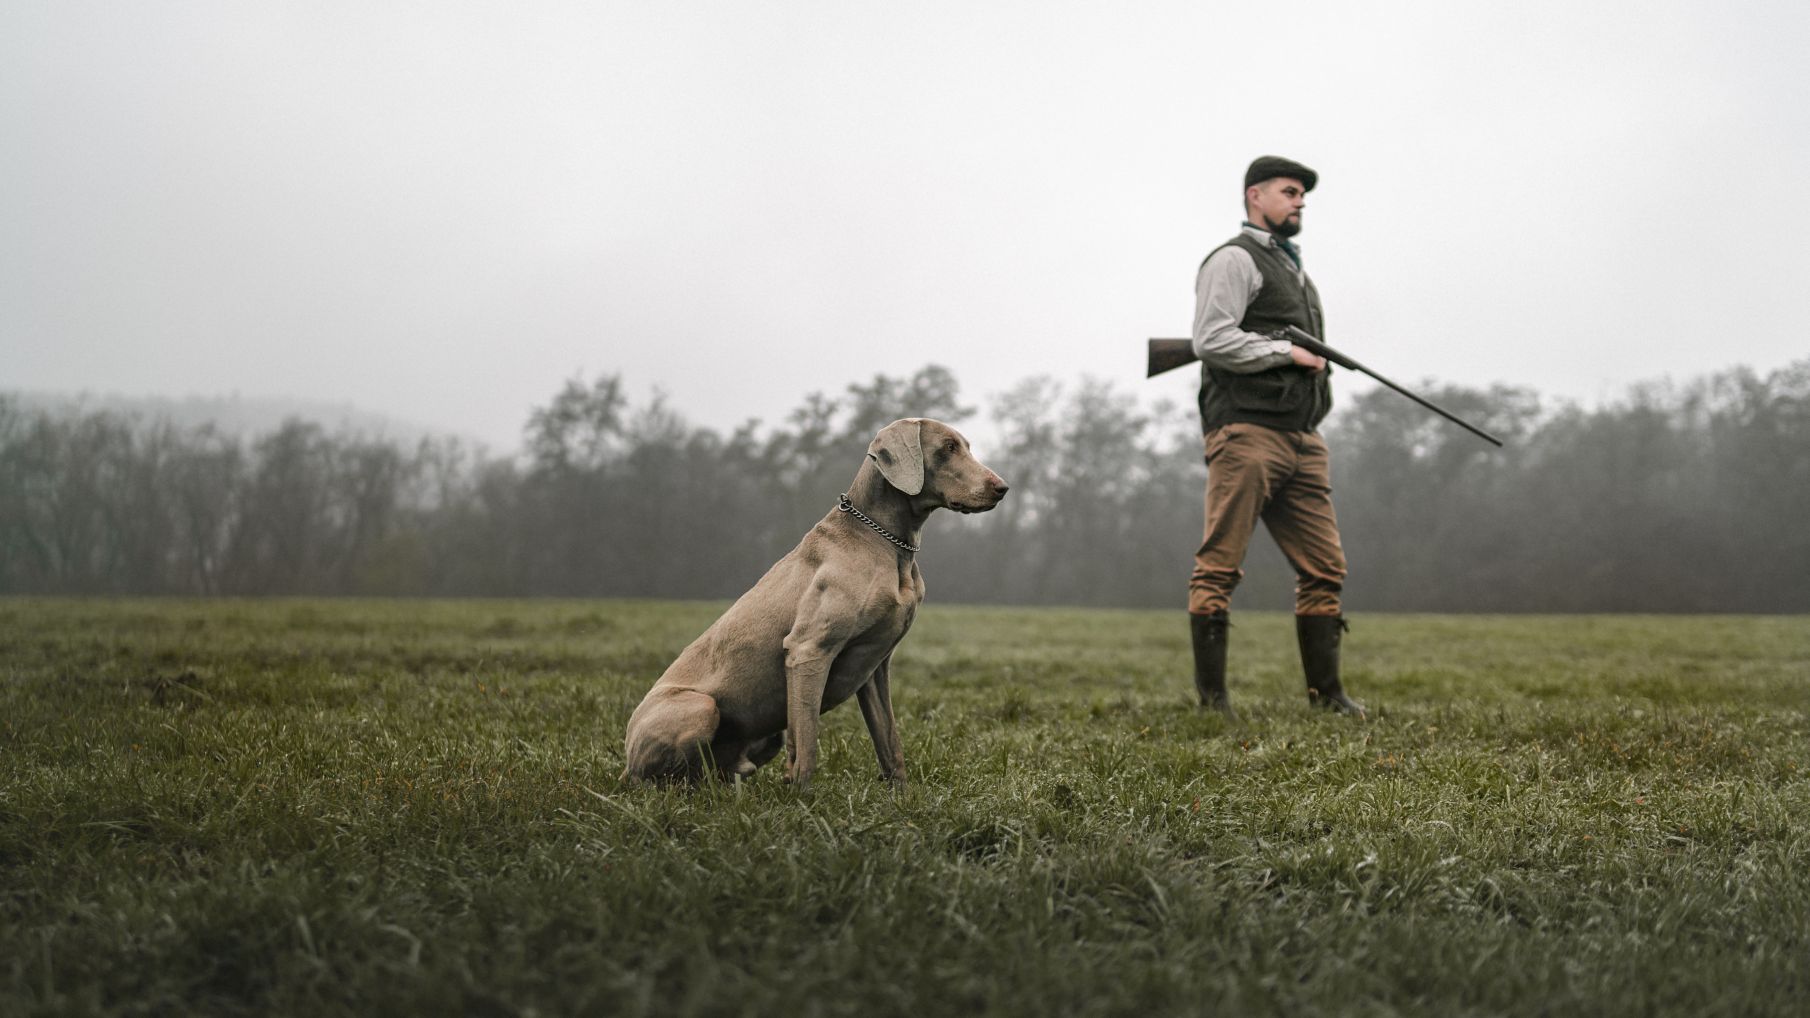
[
  {"x1": 708, "y1": 731, "x2": 784, "y2": 781},
  {"x1": 739, "y1": 733, "x2": 784, "y2": 775},
  {"x1": 622, "y1": 688, "x2": 721, "y2": 784}
]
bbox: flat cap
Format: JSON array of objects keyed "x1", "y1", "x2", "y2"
[{"x1": 1244, "y1": 155, "x2": 1317, "y2": 192}]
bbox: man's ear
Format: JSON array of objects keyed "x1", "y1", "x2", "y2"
[{"x1": 867, "y1": 418, "x2": 925, "y2": 495}]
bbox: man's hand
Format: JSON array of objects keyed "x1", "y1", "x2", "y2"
[{"x1": 1287, "y1": 343, "x2": 1327, "y2": 372}]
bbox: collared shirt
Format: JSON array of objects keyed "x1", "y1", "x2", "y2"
[{"x1": 1192, "y1": 223, "x2": 1308, "y2": 374}]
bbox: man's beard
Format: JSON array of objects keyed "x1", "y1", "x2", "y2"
[{"x1": 1265, "y1": 214, "x2": 1302, "y2": 238}]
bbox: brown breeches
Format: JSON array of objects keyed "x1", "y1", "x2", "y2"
[{"x1": 1188, "y1": 422, "x2": 1346, "y2": 617}]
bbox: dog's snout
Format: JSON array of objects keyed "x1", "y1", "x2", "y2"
[{"x1": 988, "y1": 473, "x2": 1009, "y2": 497}]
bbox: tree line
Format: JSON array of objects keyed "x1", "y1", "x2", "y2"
[{"x1": 3, "y1": 358, "x2": 1807, "y2": 612}]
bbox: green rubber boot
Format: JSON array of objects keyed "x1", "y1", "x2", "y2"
[
  {"x1": 1189, "y1": 612, "x2": 1236, "y2": 718},
  {"x1": 1296, "y1": 614, "x2": 1366, "y2": 718}
]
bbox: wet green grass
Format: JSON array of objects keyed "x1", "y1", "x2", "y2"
[{"x1": 1, "y1": 599, "x2": 1806, "y2": 1016}]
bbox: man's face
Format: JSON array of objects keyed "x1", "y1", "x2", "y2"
[{"x1": 1246, "y1": 177, "x2": 1307, "y2": 237}]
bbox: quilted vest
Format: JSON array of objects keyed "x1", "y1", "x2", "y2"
[{"x1": 1197, "y1": 232, "x2": 1333, "y2": 433}]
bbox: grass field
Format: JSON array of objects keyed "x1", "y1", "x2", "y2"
[{"x1": 1, "y1": 599, "x2": 1806, "y2": 1017}]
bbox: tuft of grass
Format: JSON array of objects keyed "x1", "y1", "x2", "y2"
[{"x1": 1, "y1": 599, "x2": 1806, "y2": 1016}]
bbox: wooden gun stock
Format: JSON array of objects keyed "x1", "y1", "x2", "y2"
[{"x1": 1146, "y1": 338, "x2": 1198, "y2": 378}]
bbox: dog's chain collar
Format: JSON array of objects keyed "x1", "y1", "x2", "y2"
[{"x1": 837, "y1": 493, "x2": 919, "y2": 553}]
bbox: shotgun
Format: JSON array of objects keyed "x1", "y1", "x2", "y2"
[{"x1": 1147, "y1": 326, "x2": 1505, "y2": 447}]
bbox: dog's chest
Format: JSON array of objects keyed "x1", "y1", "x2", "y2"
[
  {"x1": 822, "y1": 601, "x2": 916, "y2": 705},
  {"x1": 899, "y1": 557, "x2": 925, "y2": 603}
]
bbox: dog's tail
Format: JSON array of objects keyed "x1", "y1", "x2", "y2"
[{"x1": 621, "y1": 687, "x2": 722, "y2": 784}]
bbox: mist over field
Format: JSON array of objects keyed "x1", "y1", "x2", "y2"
[{"x1": 5, "y1": 353, "x2": 1807, "y2": 612}]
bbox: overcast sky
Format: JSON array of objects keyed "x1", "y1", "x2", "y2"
[{"x1": 5, "y1": 1, "x2": 1806, "y2": 451}]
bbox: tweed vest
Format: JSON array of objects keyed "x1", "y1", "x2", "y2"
[{"x1": 1197, "y1": 232, "x2": 1333, "y2": 433}]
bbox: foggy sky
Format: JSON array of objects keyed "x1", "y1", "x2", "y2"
[{"x1": 5, "y1": 1, "x2": 1807, "y2": 452}]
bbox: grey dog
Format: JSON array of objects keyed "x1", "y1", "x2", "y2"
[{"x1": 622, "y1": 418, "x2": 1008, "y2": 789}]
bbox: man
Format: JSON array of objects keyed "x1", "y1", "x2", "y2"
[{"x1": 1187, "y1": 155, "x2": 1364, "y2": 719}]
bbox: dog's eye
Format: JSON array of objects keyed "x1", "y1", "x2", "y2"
[{"x1": 943, "y1": 439, "x2": 958, "y2": 453}]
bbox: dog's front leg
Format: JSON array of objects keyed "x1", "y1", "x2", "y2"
[
  {"x1": 856, "y1": 654, "x2": 906, "y2": 787},
  {"x1": 782, "y1": 656, "x2": 829, "y2": 789},
  {"x1": 781, "y1": 595, "x2": 852, "y2": 791}
]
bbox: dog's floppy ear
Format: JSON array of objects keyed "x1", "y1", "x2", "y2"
[{"x1": 868, "y1": 418, "x2": 925, "y2": 495}]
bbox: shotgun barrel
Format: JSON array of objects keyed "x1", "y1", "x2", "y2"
[{"x1": 1145, "y1": 329, "x2": 1505, "y2": 448}]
